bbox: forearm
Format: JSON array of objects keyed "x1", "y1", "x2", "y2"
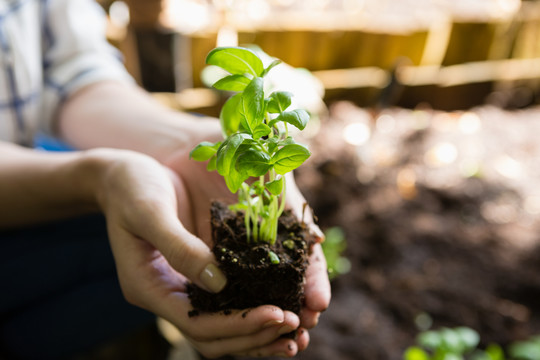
[
  {"x1": 56, "y1": 81, "x2": 221, "y2": 162},
  {"x1": 0, "y1": 142, "x2": 101, "y2": 228}
]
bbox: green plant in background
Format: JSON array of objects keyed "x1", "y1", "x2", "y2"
[
  {"x1": 321, "y1": 226, "x2": 351, "y2": 280},
  {"x1": 190, "y1": 47, "x2": 311, "y2": 244},
  {"x1": 508, "y1": 336, "x2": 540, "y2": 360},
  {"x1": 404, "y1": 325, "x2": 540, "y2": 360},
  {"x1": 404, "y1": 326, "x2": 481, "y2": 360}
]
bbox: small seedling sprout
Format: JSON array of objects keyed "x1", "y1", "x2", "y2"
[{"x1": 190, "y1": 46, "x2": 311, "y2": 245}]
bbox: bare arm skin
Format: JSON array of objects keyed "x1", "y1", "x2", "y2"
[
  {"x1": 56, "y1": 81, "x2": 220, "y2": 162},
  {"x1": 0, "y1": 142, "x2": 98, "y2": 228}
]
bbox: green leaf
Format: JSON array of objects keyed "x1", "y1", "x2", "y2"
[
  {"x1": 509, "y1": 340, "x2": 540, "y2": 360},
  {"x1": 229, "y1": 203, "x2": 248, "y2": 212},
  {"x1": 271, "y1": 144, "x2": 311, "y2": 175},
  {"x1": 267, "y1": 91, "x2": 293, "y2": 113},
  {"x1": 237, "y1": 149, "x2": 271, "y2": 177},
  {"x1": 241, "y1": 77, "x2": 265, "y2": 133},
  {"x1": 190, "y1": 141, "x2": 220, "y2": 161},
  {"x1": 279, "y1": 136, "x2": 297, "y2": 146},
  {"x1": 207, "y1": 155, "x2": 217, "y2": 171},
  {"x1": 217, "y1": 133, "x2": 250, "y2": 176},
  {"x1": 485, "y1": 344, "x2": 505, "y2": 360},
  {"x1": 224, "y1": 168, "x2": 249, "y2": 193},
  {"x1": 263, "y1": 137, "x2": 294, "y2": 159},
  {"x1": 252, "y1": 123, "x2": 271, "y2": 139},
  {"x1": 265, "y1": 176, "x2": 283, "y2": 195},
  {"x1": 418, "y1": 331, "x2": 442, "y2": 351},
  {"x1": 268, "y1": 251, "x2": 280, "y2": 264},
  {"x1": 252, "y1": 180, "x2": 265, "y2": 196},
  {"x1": 440, "y1": 328, "x2": 464, "y2": 353},
  {"x1": 206, "y1": 47, "x2": 264, "y2": 77},
  {"x1": 403, "y1": 347, "x2": 430, "y2": 360},
  {"x1": 266, "y1": 137, "x2": 280, "y2": 154},
  {"x1": 220, "y1": 94, "x2": 244, "y2": 136},
  {"x1": 455, "y1": 327, "x2": 480, "y2": 351},
  {"x1": 270, "y1": 109, "x2": 310, "y2": 130},
  {"x1": 213, "y1": 74, "x2": 251, "y2": 92},
  {"x1": 468, "y1": 350, "x2": 492, "y2": 360},
  {"x1": 261, "y1": 59, "x2": 282, "y2": 77},
  {"x1": 442, "y1": 355, "x2": 463, "y2": 360}
]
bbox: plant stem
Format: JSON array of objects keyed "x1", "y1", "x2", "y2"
[{"x1": 253, "y1": 196, "x2": 259, "y2": 242}]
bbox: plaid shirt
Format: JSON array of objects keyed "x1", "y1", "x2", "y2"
[{"x1": 0, "y1": 0, "x2": 132, "y2": 146}]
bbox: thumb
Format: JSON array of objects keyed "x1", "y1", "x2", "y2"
[
  {"x1": 285, "y1": 173, "x2": 324, "y2": 242},
  {"x1": 144, "y1": 213, "x2": 227, "y2": 293}
]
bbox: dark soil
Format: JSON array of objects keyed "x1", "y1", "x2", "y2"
[{"x1": 188, "y1": 201, "x2": 315, "y2": 317}]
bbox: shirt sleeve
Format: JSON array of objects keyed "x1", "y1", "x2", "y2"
[{"x1": 41, "y1": 0, "x2": 135, "y2": 135}]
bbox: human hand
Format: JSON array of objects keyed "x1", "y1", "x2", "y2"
[
  {"x1": 165, "y1": 149, "x2": 331, "y2": 352},
  {"x1": 283, "y1": 173, "x2": 331, "y2": 339},
  {"x1": 87, "y1": 149, "x2": 304, "y2": 358}
]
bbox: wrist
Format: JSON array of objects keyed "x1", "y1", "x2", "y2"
[{"x1": 76, "y1": 148, "x2": 125, "y2": 211}]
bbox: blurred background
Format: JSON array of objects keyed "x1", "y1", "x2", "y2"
[
  {"x1": 99, "y1": 0, "x2": 540, "y2": 111},
  {"x1": 91, "y1": 1, "x2": 540, "y2": 359}
]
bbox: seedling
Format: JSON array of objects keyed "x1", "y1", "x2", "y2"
[{"x1": 190, "y1": 47, "x2": 311, "y2": 245}]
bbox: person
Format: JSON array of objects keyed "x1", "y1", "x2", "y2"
[{"x1": 0, "y1": 0, "x2": 331, "y2": 359}]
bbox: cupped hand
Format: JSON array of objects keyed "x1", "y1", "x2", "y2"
[
  {"x1": 87, "y1": 148, "x2": 304, "y2": 358},
  {"x1": 283, "y1": 173, "x2": 331, "y2": 331},
  {"x1": 164, "y1": 148, "x2": 331, "y2": 346}
]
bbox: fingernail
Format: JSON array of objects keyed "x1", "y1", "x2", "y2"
[
  {"x1": 278, "y1": 324, "x2": 296, "y2": 335},
  {"x1": 263, "y1": 319, "x2": 284, "y2": 328},
  {"x1": 313, "y1": 312, "x2": 321, "y2": 326},
  {"x1": 200, "y1": 263, "x2": 227, "y2": 293},
  {"x1": 311, "y1": 226, "x2": 324, "y2": 242}
]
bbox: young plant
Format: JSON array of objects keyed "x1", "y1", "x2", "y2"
[{"x1": 190, "y1": 46, "x2": 311, "y2": 244}]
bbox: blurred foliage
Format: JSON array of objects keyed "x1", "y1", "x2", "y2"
[
  {"x1": 321, "y1": 226, "x2": 351, "y2": 280},
  {"x1": 404, "y1": 326, "x2": 540, "y2": 360}
]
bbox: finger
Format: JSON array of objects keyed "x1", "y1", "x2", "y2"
[
  {"x1": 155, "y1": 292, "x2": 299, "y2": 342},
  {"x1": 284, "y1": 173, "x2": 324, "y2": 242},
  {"x1": 188, "y1": 311, "x2": 300, "y2": 358},
  {"x1": 284, "y1": 172, "x2": 308, "y2": 221},
  {"x1": 296, "y1": 328, "x2": 310, "y2": 352},
  {"x1": 141, "y1": 210, "x2": 227, "y2": 293},
  {"x1": 304, "y1": 244, "x2": 331, "y2": 313},
  {"x1": 109, "y1": 163, "x2": 227, "y2": 294},
  {"x1": 299, "y1": 308, "x2": 320, "y2": 329},
  {"x1": 182, "y1": 306, "x2": 299, "y2": 342},
  {"x1": 163, "y1": 167, "x2": 195, "y2": 234},
  {"x1": 234, "y1": 326, "x2": 311, "y2": 358},
  {"x1": 234, "y1": 337, "x2": 299, "y2": 358},
  {"x1": 106, "y1": 224, "x2": 189, "y2": 309},
  {"x1": 309, "y1": 221, "x2": 325, "y2": 243},
  {"x1": 108, "y1": 229, "x2": 298, "y2": 343}
]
